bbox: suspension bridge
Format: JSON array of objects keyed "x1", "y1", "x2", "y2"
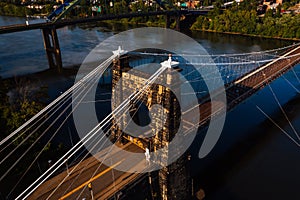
[{"x1": 1, "y1": 41, "x2": 300, "y2": 199}]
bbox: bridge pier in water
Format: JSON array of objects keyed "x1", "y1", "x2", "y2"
[
  {"x1": 165, "y1": 14, "x2": 181, "y2": 31},
  {"x1": 42, "y1": 27, "x2": 62, "y2": 72}
]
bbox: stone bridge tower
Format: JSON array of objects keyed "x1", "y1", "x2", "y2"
[{"x1": 111, "y1": 54, "x2": 192, "y2": 200}]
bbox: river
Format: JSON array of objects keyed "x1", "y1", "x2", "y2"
[{"x1": 0, "y1": 16, "x2": 300, "y2": 200}]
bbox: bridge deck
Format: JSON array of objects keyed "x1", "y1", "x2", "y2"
[
  {"x1": 198, "y1": 44, "x2": 300, "y2": 128},
  {"x1": 29, "y1": 143, "x2": 146, "y2": 200},
  {"x1": 226, "y1": 44, "x2": 300, "y2": 109}
]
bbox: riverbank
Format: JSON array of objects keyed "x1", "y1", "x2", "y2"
[
  {"x1": 191, "y1": 28, "x2": 300, "y2": 42},
  {"x1": 85, "y1": 15, "x2": 300, "y2": 42},
  {"x1": 99, "y1": 16, "x2": 167, "y2": 28}
]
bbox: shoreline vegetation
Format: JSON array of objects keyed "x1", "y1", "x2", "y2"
[
  {"x1": 191, "y1": 10, "x2": 300, "y2": 41},
  {"x1": 99, "y1": 18, "x2": 300, "y2": 42}
]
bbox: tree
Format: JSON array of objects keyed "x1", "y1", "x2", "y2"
[
  {"x1": 209, "y1": 0, "x2": 222, "y2": 18},
  {"x1": 275, "y1": 4, "x2": 282, "y2": 18},
  {"x1": 0, "y1": 78, "x2": 47, "y2": 143},
  {"x1": 239, "y1": 0, "x2": 257, "y2": 11}
]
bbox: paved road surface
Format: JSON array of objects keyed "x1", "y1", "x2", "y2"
[{"x1": 29, "y1": 143, "x2": 147, "y2": 200}]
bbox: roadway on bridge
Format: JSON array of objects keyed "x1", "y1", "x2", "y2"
[{"x1": 28, "y1": 143, "x2": 146, "y2": 200}]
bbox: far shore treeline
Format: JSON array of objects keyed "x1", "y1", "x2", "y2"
[{"x1": 191, "y1": 0, "x2": 300, "y2": 40}]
